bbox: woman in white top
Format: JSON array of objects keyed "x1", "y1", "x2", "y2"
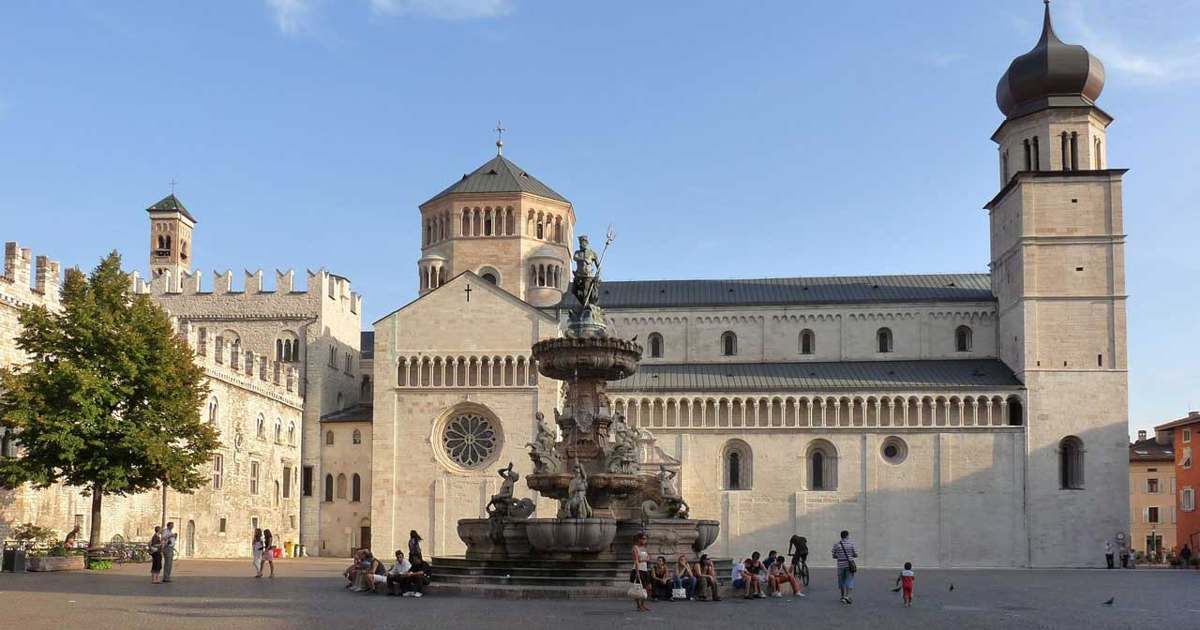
[
  {"x1": 251, "y1": 528, "x2": 264, "y2": 578},
  {"x1": 632, "y1": 532, "x2": 650, "y2": 612}
]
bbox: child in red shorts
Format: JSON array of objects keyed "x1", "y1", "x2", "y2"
[{"x1": 895, "y1": 562, "x2": 915, "y2": 607}]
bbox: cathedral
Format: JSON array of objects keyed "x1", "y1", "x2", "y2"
[{"x1": 1, "y1": 3, "x2": 1127, "y2": 568}]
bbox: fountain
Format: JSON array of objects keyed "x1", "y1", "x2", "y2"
[{"x1": 438, "y1": 231, "x2": 722, "y2": 597}]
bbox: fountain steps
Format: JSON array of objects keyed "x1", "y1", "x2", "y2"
[{"x1": 430, "y1": 556, "x2": 733, "y2": 599}]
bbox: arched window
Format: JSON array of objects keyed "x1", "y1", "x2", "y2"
[
  {"x1": 211, "y1": 454, "x2": 223, "y2": 490},
  {"x1": 1061, "y1": 131, "x2": 1070, "y2": 171},
  {"x1": 274, "y1": 419, "x2": 282, "y2": 443},
  {"x1": 208, "y1": 398, "x2": 219, "y2": 424},
  {"x1": 336, "y1": 392, "x2": 344, "y2": 410},
  {"x1": 1095, "y1": 138, "x2": 1102, "y2": 168},
  {"x1": 1059, "y1": 436, "x2": 1085, "y2": 489},
  {"x1": 324, "y1": 474, "x2": 333, "y2": 502},
  {"x1": 352, "y1": 429, "x2": 362, "y2": 445},
  {"x1": 955, "y1": 326, "x2": 973, "y2": 352},
  {"x1": 288, "y1": 422, "x2": 296, "y2": 445},
  {"x1": 256, "y1": 414, "x2": 265, "y2": 438},
  {"x1": 1007, "y1": 396, "x2": 1024, "y2": 426},
  {"x1": 1023, "y1": 138, "x2": 1032, "y2": 170},
  {"x1": 807, "y1": 440, "x2": 838, "y2": 491},
  {"x1": 876, "y1": 327, "x2": 893, "y2": 353},
  {"x1": 351, "y1": 474, "x2": 362, "y2": 502},
  {"x1": 325, "y1": 430, "x2": 335, "y2": 446},
  {"x1": 721, "y1": 331, "x2": 737, "y2": 357},
  {"x1": 1032, "y1": 135, "x2": 1040, "y2": 170},
  {"x1": 648, "y1": 333, "x2": 663, "y2": 358},
  {"x1": 482, "y1": 273, "x2": 497, "y2": 284},
  {"x1": 799, "y1": 329, "x2": 815, "y2": 355},
  {"x1": 336, "y1": 473, "x2": 347, "y2": 499},
  {"x1": 721, "y1": 439, "x2": 752, "y2": 490}
]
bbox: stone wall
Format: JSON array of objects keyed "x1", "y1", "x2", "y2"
[{"x1": 318, "y1": 419, "x2": 372, "y2": 557}]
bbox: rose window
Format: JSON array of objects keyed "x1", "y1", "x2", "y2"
[{"x1": 442, "y1": 413, "x2": 498, "y2": 468}]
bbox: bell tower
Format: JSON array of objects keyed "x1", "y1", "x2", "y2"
[
  {"x1": 417, "y1": 135, "x2": 574, "y2": 307},
  {"x1": 147, "y1": 193, "x2": 196, "y2": 289},
  {"x1": 987, "y1": 1, "x2": 1128, "y2": 567}
]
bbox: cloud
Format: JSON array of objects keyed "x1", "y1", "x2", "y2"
[
  {"x1": 265, "y1": 0, "x2": 317, "y2": 34},
  {"x1": 1060, "y1": 2, "x2": 1200, "y2": 83},
  {"x1": 369, "y1": 0, "x2": 513, "y2": 20}
]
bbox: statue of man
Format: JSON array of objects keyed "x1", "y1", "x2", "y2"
[
  {"x1": 657, "y1": 464, "x2": 679, "y2": 499},
  {"x1": 496, "y1": 462, "x2": 518, "y2": 499},
  {"x1": 572, "y1": 235, "x2": 600, "y2": 307}
]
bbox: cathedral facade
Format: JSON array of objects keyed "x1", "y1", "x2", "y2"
[
  {"x1": 368, "y1": 4, "x2": 1128, "y2": 568},
  {"x1": 2, "y1": 4, "x2": 1127, "y2": 567}
]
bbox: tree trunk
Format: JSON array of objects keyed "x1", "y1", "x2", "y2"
[{"x1": 88, "y1": 484, "x2": 103, "y2": 549}]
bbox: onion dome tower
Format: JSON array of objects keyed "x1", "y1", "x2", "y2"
[{"x1": 985, "y1": 1, "x2": 1129, "y2": 567}]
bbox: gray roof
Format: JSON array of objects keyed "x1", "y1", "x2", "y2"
[
  {"x1": 146, "y1": 194, "x2": 197, "y2": 222},
  {"x1": 558, "y1": 273, "x2": 993, "y2": 310},
  {"x1": 424, "y1": 155, "x2": 569, "y2": 205},
  {"x1": 609, "y1": 360, "x2": 1021, "y2": 393},
  {"x1": 1129, "y1": 437, "x2": 1174, "y2": 463},
  {"x1": 360, "y1": 331, "x2": 374, "y2": 360},
  {"x1": 320, "y1": 403, "x2": 373, "y2": 424}
]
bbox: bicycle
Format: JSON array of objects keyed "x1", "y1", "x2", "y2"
[{"x1": 790, "y1": 555, "x2": 810, "y2": 587}]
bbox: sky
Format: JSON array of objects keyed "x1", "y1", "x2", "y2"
[{"x1": 1, "y1": 0, "x2": 1198, "y2": 439}]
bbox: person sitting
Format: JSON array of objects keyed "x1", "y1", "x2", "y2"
[
  {"x1": 353, "y1": 552, "x2": 384, "y2": 592},
  {"x1": 400, "y1": 552, "x2": 430, "y2": 597},
  {"x1": 743, "y1": 552, "x2": 765, "y2": 599},
  {"x1": 384, "y1": 550, "x2": 412, "y2": 596},
  {"x1": 650, "y1": 556, "x2": 672, "y2": 601},
  {"x1": 343, "y1": 549, "x2": 366, "y2": 588},
  {"x1": 768, "y1": 555, "x2": 803, "y2": 597},
  {"x1": 731, "y1": 558, "x2": 748, "y2": 596},
  {"x1": 693, "y1": 554, "x2": 720, "y2": 601},
  {"x1": 672, "y1": 555, "x2": 696, "y2": 600}
]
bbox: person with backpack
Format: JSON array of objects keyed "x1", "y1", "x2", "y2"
[{"x1": 831, "y1": 530, "x2": 858, "y2": 605}]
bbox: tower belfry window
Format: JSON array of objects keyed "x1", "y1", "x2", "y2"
[
  {"x1": 1070, "y1": 132, "x2": 1078, "y2": 170},
  {"x1": 1032, "y1": 136, "x2": 1040, "y2": 170},
  {"x1": 1061, "y1": 132, "x2": 1070, "y2": 171},
  {"x1": 1023, "y1": 139, "x2": 1032, "y2": 171}
]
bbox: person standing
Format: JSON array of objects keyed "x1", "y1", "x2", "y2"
[
  {"x1": 162, "y1": 522, "x2": 177, "y2": 583},
  {"x1": 1180, "y1": 544, "x2": 1193, "y2": 568},
  {"x1": 631, "y1": 532, "x2": 650, "y2": 612},
  {"x1": 252, "y1": 528, "x2": 264, "y2": 578},
  {"x1": 408, "y1": 530, "x2": 423, "y2": 559},
  {"x1": 149, "y1": 526, "x2": 164, "y2": 584},
  {"x1": 832, "y1": 530, "x2": 858, "y2": 605},
  {"x1": 1104, "y1": 540, "x2": 1114, "y2": 569},
  {"x1": 262, "y1": 529, "x2": 276, "y2": 578},
  {"x1": 895, "y1": 562, "x2": 916, "y2": 607}
]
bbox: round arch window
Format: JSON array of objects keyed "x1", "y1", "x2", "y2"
[
  {"x1": 440, "y1": 409, "x2": 501, "y2": 470},
  {"x1": 880, "y1": 436, "x2": 908, "y2": 465},
  {"x1": 482, "y1": 273, "x2": 497, "y2": 284}
]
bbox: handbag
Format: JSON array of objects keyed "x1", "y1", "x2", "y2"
[
  {"x1": 627, "y1": 582, "x2": 647, "y2": 600},
  {"x1": 839, "y1": 541, "x2": 856, "y2": 574},
  {"x1": 671, "y1": 587, "x2": 687, "y2": 600},
  {"x1": 629, "y1": 569, "x2": 639, "y2": 583}
]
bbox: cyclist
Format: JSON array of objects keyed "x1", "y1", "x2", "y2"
[{"x1": 788, "y1": 534, "x2": 809, "y2": 585}]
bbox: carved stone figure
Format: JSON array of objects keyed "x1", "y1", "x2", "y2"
[
  {"x1": 606, "y1": 413, "x2": 640, "y2": 474},
  {"x1": 571, "y1": 235, "x2": 600, "y2": 308},
  {"x1": 485, "y1": 462, "x2": 535, "y2": 542},
  {"x1": 657, "y1": 465, "x2": 679, "y2": 499},
  {"x1": 525, "y1": 412, "x2": 562, "y2": 475},
  {"x1": 559, "y1": 463, "x2": 593, "y2": 519},
  {"x1": 641, "y1": 497, "x2": 690, "y2": 521}
]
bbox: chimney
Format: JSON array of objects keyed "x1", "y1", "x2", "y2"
[{"x1": 1137, "y1": 430, "x2": 1147, "y2": 441}]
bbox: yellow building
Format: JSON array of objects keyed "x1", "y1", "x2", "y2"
[{"x1": 1130, "y1": 430, "x2": 1176, "y2": 561}]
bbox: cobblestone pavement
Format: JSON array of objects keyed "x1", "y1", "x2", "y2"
[{"x1": 1, "y1": 558, "x2": 1197, "y2": 629}]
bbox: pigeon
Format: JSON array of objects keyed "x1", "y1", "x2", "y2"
[
  {"x1": 948, "y1": 583, "x2": 955, "y2": 592},
  {"x1": 1102, "y1": 597, "x2": 1115, "y2": 606}
]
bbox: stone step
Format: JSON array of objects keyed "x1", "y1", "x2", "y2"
[
  {"x1": 426, "y1": 581, "x2": 631, "y2": 600},
  {"x1": 436, "y1": 573, "x2": 626, "y2": 587}
]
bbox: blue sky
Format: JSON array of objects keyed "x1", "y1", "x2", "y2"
[{"x1": 1, "y1": 0, "x2": 1198, "y2": 437}]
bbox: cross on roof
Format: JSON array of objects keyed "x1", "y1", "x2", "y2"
[
  {"x1": 169, "y1": 178, "x2": 178, "y2": 195},
  {"x1": 495, "y1": 120, "x2": 506, "y2": 155}
]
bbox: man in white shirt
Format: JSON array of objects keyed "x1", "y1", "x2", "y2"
[
  {"x1": 384, "y1": 550, "x2": 413, "y2": 596},
  {"x1": 162, "y1": 522, "x2": 178, "y2": 583}
]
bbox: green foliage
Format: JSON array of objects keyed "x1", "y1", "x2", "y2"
[
  {"x1": 0, "y1": 252, "x2": 219, "y2": 544},
  {"x1": 11, "y1": 522, "x2": 57, "y2": 545},
  {"x1": 87, "y1": 559, "x2": 113, "y2": 570}
]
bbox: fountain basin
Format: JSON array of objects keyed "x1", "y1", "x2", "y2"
[
  {"x1": 693, "y1": 520, "x2": 720, "y2": 553},
  {"x1": 525, "y1": 518, "x2": 618, "y2": 553},
  {"x1": 532, "y1": 337, "x2": 642, "y2": 381}
]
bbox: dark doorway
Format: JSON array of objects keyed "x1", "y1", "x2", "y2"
[{"x1": 360, "y1": 526, "x2": 371, "y2": 552}]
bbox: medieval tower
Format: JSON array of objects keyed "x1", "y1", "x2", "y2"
[
  {"x1": 988, "y1": 3, "x2": 1129, "y2": 566},
  {"x1": 147, "y1": 193, "x2": 195, "y2": 288}
]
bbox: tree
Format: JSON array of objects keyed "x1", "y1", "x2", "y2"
[{"x1": 0, "y1": 252, "x2": 219, "y2": 548}]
